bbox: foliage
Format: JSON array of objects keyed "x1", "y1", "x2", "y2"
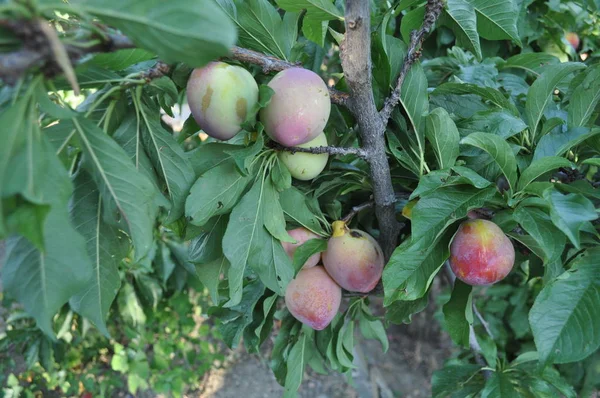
[{"x1": 1, "y1": 0, "x2": 600, "y2": 396}]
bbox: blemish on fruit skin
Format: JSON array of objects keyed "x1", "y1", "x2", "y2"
[
  {"x1": 236, "y1": 97, "x2": 247, "y2": 120},
  {"x1": 201, "y1": 86, "x2": 213, "y2": 112}
]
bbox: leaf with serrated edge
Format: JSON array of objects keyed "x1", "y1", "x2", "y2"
[
  {"x1": 69, "y1": 171, "x2": 128, "y2": 337},
  {"x1": 530, "y1": 248, "x2": 600, "y2": 364},
  {"x1": 73, "y1": 118, "x2": 158, "y2": 261}
]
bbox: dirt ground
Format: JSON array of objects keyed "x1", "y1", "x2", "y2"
[{"x1": 197, "y1": 292, "x2": 452, "y2": 398}]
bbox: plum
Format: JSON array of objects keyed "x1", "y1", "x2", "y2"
[
  {"x1": 260, "y1": 68, "x2": 331, "y2": 146},
  {"x1": 187, "y1": 62, "x2": 258, "y2": 140},
  {"x1": 322, "y1": 221, "x2": 384, "y2": 293},
  {"x1": 277, "y1": 133, "x2": 329, "y2": 180},
  {"x1": 566, "y1": 32, "x2": 580, "y2": 51},
  {"x1": 449, "y1": 219, "x2": 515, "y2": 286},
  {"x1": 281, "y1": 227, "x2": 322, "y2": 269},
  {"x1": 284, "y1": 266, "x2": 341, "y2": 330}
]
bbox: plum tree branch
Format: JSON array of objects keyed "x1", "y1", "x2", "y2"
[
  {"x1": 341, "y1": 0, "x2": 400, "y2": 260},
  {"x1": 379, "y1": 0, "x2": 444, "y2": 123},
  {"x1": 0, "y1": 19, "x2": 136, "y2": 83},
  {"x1": 269, "y1": 141, "x2": 368, "y2": 159},
  {"x1": 228, "y1": 46, "x2": 350, "y2": 106}
]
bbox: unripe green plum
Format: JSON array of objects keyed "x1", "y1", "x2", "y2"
[
  {"x1": 281, "y1": 227, "x2": 322, "y2": 269},
  {"x1": 284, "y1": 266, "x2": 341, "y2": 330},
  {"x1": 187, "y1": 62, "x2": 258, "y2": 140},
  {"x1": 260, "y1": 68, "x2": 331, "y2": 146},
  {"x1": 277, "y1": 133, "x2": 329, "y2": 180},
  {"x1": 449, "y1": 219, "x2": 515, "y2": 286},
  {"x1": 322, "y1": 221, "x2": 384, "y2": 293},
  {"x1": 541, "y1": 41, "x2": 569, "y2": 63}
]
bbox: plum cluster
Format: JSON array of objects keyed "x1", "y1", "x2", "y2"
[
  {"x1": 282, "y1": 223, "x2": 384, "y2": 330},
  {"x1": 187, "y1": 63, "x2": 331, "y2": 180}
]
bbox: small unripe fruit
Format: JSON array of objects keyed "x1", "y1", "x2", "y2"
[
  {"x1": 281, "y1": 227, "x2": 322, "y2": 269},
  {"x1": 322, "y1": 221, "x2": 384, "y2": 293},
  {"x1": 541, "y1": 41, "x2": 569, "y2": 63},
  {"x1": 260, "y1": 68, "x2": 331, "y2": 146},
  {"x1": 449, "y1": 219, "x2": 515, "y2": 286},
  {"x1": 285, "y1": 266, "x2": 341, "y2": 330},
  {"x1": 277, "y1": 133, "x2": 329, "y2": 180},
  {"x1": 187, "y1": 62, "x2": 258, "y2": 140}
]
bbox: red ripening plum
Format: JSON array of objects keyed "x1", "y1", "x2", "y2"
[
  {"x1": 281, "y1": 227, "x2": 322, "y2": 269},
  {"x1": 187, "y1": 62, "x2": 258, "y2": 140},
  {"x1": 260, "y1": 68, "x2": 331, "y2": 146},
  {"x1": 284, "y1": 266, "x2": 341, "y2": 330},
  {"x1": 449, "y1": 219, "x2": 515, "y2": 286},
  {"x1": 566, "y1": 32, "x2": 580, "y2": 51},
  {"x1": 322, "y1": 221, "x2": 384, "y2": 293}
]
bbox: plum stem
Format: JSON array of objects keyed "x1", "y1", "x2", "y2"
[{"x1": 268, "y1": 141, "x2": 369, "y2": 159}]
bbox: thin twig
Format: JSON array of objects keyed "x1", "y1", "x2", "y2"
[
  {"x1": 228, "y1": 46, "x2": 350, "y2": 106},
  {"x1": 341, "y1": 192, "x2": 410, "y2": 223},
  {"x1": 469, "y1": 325, "x2": 492, "y2": 380},
  {"x1": 270, "y1": 141, "x2": 368, "y2": 159},
  {"x1": 379, "y1": 0, "x2": 444, "y2": 123},
  {"x1": 473, "y1": 303, "x2": 494, "y2": 339}
]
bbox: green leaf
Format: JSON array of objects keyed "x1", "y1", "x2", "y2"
[
  {"x1": 112, "y1": 114, "x2": 165, "y2": 197},
  {"x1": 411, "y1": 185, "x2": 497, "y2": 242},
  {"x1": 276, "y1": 0, "x2": 342, "y2": 21},
  {"x1": 358, "y1": 310, "x2": 389, "y2": 353},
  {"x1": 139, "y1": 106, "x2": 195, "y2": 223},
  {"x1": 385, "y1": 295, "x2": 429, "y2": 325},
  {"x1": 461, "y1": 132, "x2": 518, "y2": 193},
  {"x1": 525, "y1": 63, "x2": 586, "y2": 139},
  {"x1": 432, "y1": 362, "x2": 485, "y2": 398},
  {"x1": 118, "y1": 282, "x2": 147, "y2": 326},
  {"x1": 400, "y1": 5, "x2": 426, "y2": 44},
  {"x1": 217, "y1": 0, "x2": 295, "y2": 60},
  {"x1": 301, "y1": 18, "x2": 328, "y2": 47},
  {"x1": 2, "y1": 139, "x2": 93, "y2": 338},
  {"x1": 383, "y1": 231, "x2": 452, "y2": 304},
  {"x1": 271, "y1": 156, "x2": 292, "y2": 192},
  {"x1": 480, "y1": 371, "x2": 521, "y2": 398},
  {"x1": 73, "y1": 118, "x2": 159, "y2": 261},
  {"x1": 186, "y1": 142, "x2": 242, "y2": 177},
  {"x1": 189, "y1": 215, "x2": 228, "y2": 264},
  {"x1": 244, "y1": 292, "x2": 278, "y2": 353},
  {"x1": 442, "y1": 280, "x2": 473, "y2": 348},
  {"x1": 443, "y1": 0, "x2": 481, "y2": 60},
  {"x1": 568, "y1": 65, "x2": 600, "y2": 128},
  {"x1": 433, "y1": 83, "x2": 517, "y2": 114},
  {"x1": 210, "y1": 279, "x2": 265, "y2": 348},
  {"x1": 185, "y1": 159, "x2": 253, "y2": 226},
  {"x1": 410, "y1": 167, "x2": 492, "y2": 200},
  {"x1": 544, "y1": 189, "x2": 598, "y2": 249},
  {"x1": 469, "y1": 0, "x2": 521, "y2": 46},
  {"x1": 425, "y1": 107, "x2": 460, "y2": 169},
  {"x1": 279, "y1": 187, "x2": 325, "y2": 235},
  {"x1": 530, "y1": 248, "x2": 600, "y2": 364},
  {"x1": 292, "y1": 239, "x2": 327, "y2": 273},
  {"x1": 513, "y1": 207, "x2": 565, "y2": 273},
  {"x1": 262, "y1": 177, "x2": 294, "y2": 243},
  {"x1": 222, "y1": 179, "x2": 265, "y2": 306},
  {"x1": 80, "y1": 0, "x2": 236, "y2": 67},
  {"x1": 533, "y1": 127, "x2": 600, "y2": 161},
  {"x1": 283, "y1": 330, "x2": 308, "y2": 398},
  {"x1": 90, "y1": 48, "x2": 155, "y2": 71},
  {"x1": 69, "y1": 171, "x2": 128, "y2": 337},
  {"x1": 196, "y1": 256, "x2": 229, "y2": 304},
  {"x1": 501, "y1": 53, "x2": 560, "y2": 75},
  {"x1": 517, "y1": 157, "x2": 574, "y2": 192}
]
